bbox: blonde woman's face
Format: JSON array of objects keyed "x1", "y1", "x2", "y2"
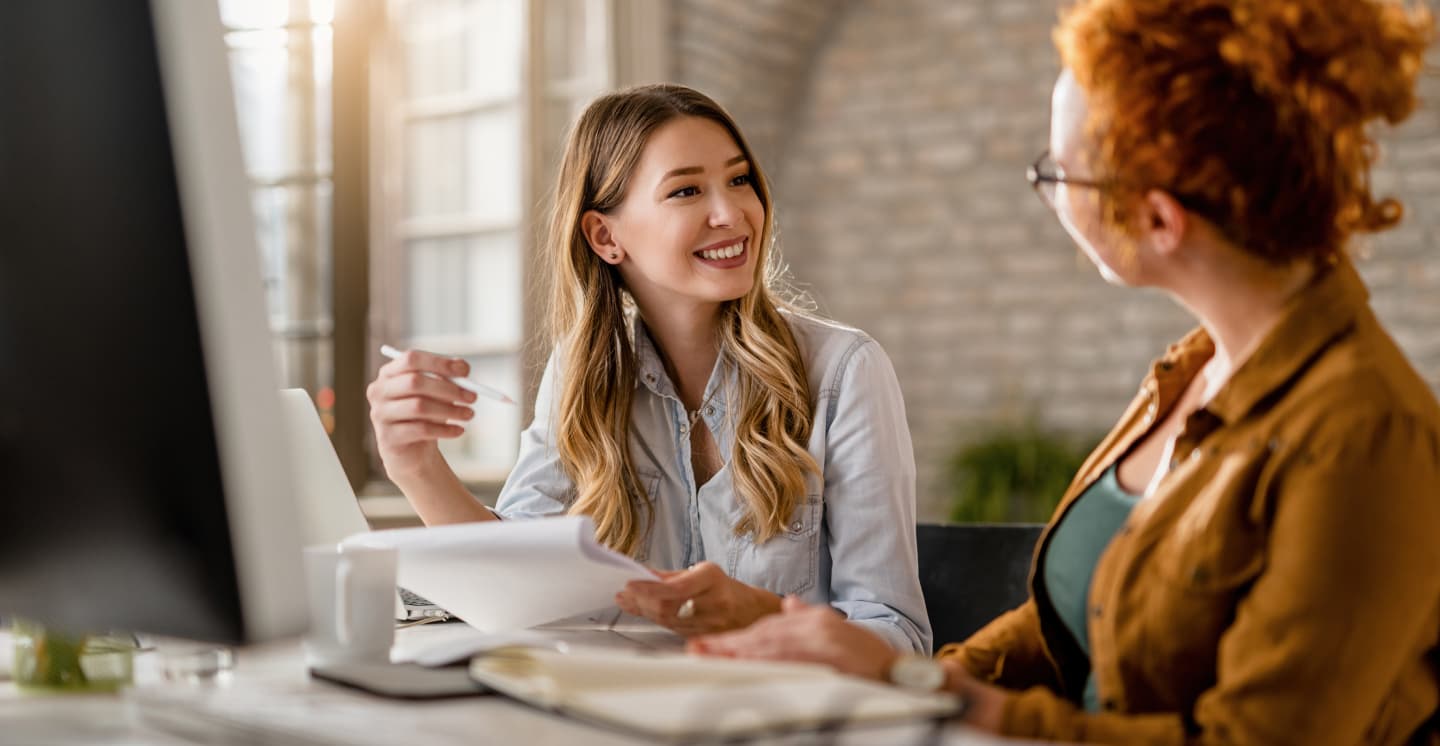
[{"x1": 608, "y1": 116, "x2": 763, "y2": 308}]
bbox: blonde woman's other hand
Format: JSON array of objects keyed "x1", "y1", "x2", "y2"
[{"x1": 615, "y1": 561, "x2": 783, "y2": 636}]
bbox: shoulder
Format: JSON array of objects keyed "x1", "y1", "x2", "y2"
[
  {"x1": 779, "y1": 309, "x2": 901, "y2": 397},
  {"x1": 781, "y1": 309, "x2": 878, "y2": 367},
  {"x1": 1274, "y1": 312, "x2": 1440, "y2": 459}
]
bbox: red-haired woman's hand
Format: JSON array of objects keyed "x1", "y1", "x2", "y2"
[{"x1": 686, "y1": 596, "x2": 898, "y2": 680}]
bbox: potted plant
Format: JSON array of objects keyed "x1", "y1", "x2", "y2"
[{"x1": 946, "y1": 423, "x2": 1098, "y2": 524}]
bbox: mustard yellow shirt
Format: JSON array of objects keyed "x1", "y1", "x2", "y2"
[{"x1": 940, "y1": 260, "x2": 1440, "y2": 745}]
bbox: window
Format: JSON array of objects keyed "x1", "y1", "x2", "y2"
[
  {"x1": 371, "y1": 0, "x2": 618, "y2": 484},
  {"x1": 220, "y1": 0, "x2": 338, "y2": 427},
  {"x1": 221, "y1": 0, "x2": 665, "y2": 490}
]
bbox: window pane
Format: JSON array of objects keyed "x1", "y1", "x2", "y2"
[
  {"x1": 405, "y1": 108, "x2": 519, "y2": 221},
  {"x1": 254, "y1": 183, "x2": 334, "y2": 335},
  {"x1": 438, "y1": 353, "x2": 521, "y2": 476},
  {"x1": 312, "y1": 26, "x2": 334, "y2": 174},
  {"x1": 272, "y1": 337, "x2": 335, "y2": 396},
  {"x1": 408, "y1": 236, "x2": 469, "y2": 338},
  {"x1": 541, "y1": 96, "x2": 580, "y2": 183},
  {"x1": 545, "y1": 0, "x2": 587, "y2": 83},
  {"x1": 219, "y1": 0, "x2": 289, "y2": 30},
  {"x1": 407, "y1": 232, "x2": 520, "y2": 348},
  {"x1": 464, "y1": 233, "x2": 522, "y2": 348},
  {"x1": 309, "y1": 0, "x2": 335, "y2": 25},
  {"x1": 403, "y1": 0, "x2": 522, "y2": 101},
  {"x1": 228, "y1": 28, "x2": 330, "y2": 181}
]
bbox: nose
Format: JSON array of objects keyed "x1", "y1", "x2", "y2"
[{"x1": 708, "y1": 190, "x2": 742, "y2": 228}]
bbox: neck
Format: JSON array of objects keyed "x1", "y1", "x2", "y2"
[
  {"x1": 1164, "y1": 245, "x2": 1317, "y2": 391},
  {"x1": 636, "y1": 299, "x2": 723, "y2": 410}
]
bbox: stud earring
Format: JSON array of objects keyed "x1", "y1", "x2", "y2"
[{"x1": 608, "y1": 253, "x2": 618, "y2": 260}]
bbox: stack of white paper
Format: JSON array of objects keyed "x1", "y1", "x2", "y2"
[{"x1": 342, "y1": 516, "x2": 657, "y2": 632}]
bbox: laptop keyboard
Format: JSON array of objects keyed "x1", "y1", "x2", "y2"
[
  {"x1": 398, "y1": 587, "x2": 453, "y2": 620},
  {"x1": 398, "y1": 587, "x2": 432, "y2": 607}
]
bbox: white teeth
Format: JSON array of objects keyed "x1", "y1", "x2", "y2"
[{"x1": 700, "y1": 240, "x2": 746, "y2": 261}]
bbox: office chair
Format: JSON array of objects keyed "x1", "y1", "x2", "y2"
[{"x1": 916, "y1": 522, "x2": 1045, "y2": 649}]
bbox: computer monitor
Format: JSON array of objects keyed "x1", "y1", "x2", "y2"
[{"x1": 0, "y1": 0, "x2": 306, "y2": 643}]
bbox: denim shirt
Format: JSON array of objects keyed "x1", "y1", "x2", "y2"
[{"x1": 495, "y1": 312, "x2": 932, "y2": 654}]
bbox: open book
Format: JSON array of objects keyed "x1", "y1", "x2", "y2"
[
  {"x1": 341, "y1": 516, "x2": 657, "y2": 631},
  {"x1": 467, "y1": 647, "x2": 962, "y2": 741}
]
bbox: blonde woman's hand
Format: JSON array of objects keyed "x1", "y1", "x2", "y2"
[
  {"x1": 615, "y1": 561, "x2": 783, "y2": 636},
  {"x1": 367, "y1": 348, "x2": 476, "y2": 481}
]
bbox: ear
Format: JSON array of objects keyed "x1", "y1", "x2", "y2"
[
  {"x1": 1139, "y1": 189, "x2": 1187, "y2": 257},
  {"x1": 581, "y1": 210, "x2": 623, "y2": 264}
]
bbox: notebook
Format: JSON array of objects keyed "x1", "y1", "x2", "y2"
[
  {"x1": 466, "y1": 647, "x2": 961, "y2": 741},
  {"x1": 278, "y1": 388, "x2": 449, "y2": 622}
]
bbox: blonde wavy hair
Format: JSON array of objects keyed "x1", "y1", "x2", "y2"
[{"x1": 538, "y1": 84, "x2": 820, "y2": 557}]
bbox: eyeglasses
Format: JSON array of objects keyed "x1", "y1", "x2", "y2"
[{"x1": 1025, "y1": 149, "x2": 1110, "y2": 210}]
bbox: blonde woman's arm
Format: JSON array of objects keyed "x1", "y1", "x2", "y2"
[{"x1": 819, "y1": 336, "x2": 932, "y2": 654}]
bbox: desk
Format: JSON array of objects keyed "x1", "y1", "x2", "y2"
[{"x1": 1, "y1": 621, "x2": 1033, "y2": 745}]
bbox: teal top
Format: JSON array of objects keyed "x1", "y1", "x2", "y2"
[{"x1": 1042, "y1": 463, "x2": 1141, "y2": 711}]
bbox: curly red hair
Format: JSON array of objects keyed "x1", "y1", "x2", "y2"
[{"x1": 1055, "y1": 0, "x2": 1434, "y2": 262}]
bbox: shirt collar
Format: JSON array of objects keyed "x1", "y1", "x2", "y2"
[
  {"x1": 1205, "y1": 257, "x2": 1369, "y2": 424},
  {"x1": 632, "y1": 318, "x2": 676, "y2": 399},
  {"x1": 631, "y1": 317, "x2": 734, "y2": 421},
  {"x1": 1144, "y1": 257, "x2": 1369, "y2": 426}
]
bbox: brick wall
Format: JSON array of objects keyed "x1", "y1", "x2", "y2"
[{"x1": 672, "y1": 0, "x2": 1440, "y2": 520}]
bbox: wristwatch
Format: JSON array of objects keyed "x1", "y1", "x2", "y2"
[{"x1": 887, "y1": 654, "x2": 948, "y2": 692}]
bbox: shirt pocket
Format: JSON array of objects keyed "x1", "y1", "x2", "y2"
[{"x1": 730, "y1": 494, "x2": 823, "y2": 597}]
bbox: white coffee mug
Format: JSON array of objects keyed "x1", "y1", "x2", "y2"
[{"x1": 303, "y1": 544, "x2": 397, "y2": 667}]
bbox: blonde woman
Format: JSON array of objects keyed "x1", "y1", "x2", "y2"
[{"x1": 368, "y1": 84, "x2": 930, "y2": 653}]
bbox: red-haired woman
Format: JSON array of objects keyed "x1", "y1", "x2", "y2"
[{"x1": 692, "y1": 1, "x2": 1440, "y2": 742}]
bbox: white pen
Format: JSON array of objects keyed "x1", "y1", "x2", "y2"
[{"x1": 379, "y1": 344, "x2": 516, "y2": 405}]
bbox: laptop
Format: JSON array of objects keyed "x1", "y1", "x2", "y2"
[{"x1": 279, "y1": 388, "x2": 451, "y2": 622}]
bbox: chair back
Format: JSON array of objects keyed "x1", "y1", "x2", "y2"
[{"x1": 916, "y1": 522, "x2": 1044, "y2": 650}]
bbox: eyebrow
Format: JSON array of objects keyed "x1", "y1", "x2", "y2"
[{"x1": 660, "y1": 154, "x2": 748, "y2": 181}]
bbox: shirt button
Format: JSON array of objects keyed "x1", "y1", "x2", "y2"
[
  {"x1": 645, "y1": 373, "x2": 656, "y2": 383},
  {"x1": 704, "y1": 406, "x2": 715, "y2": 416},
  {"x1": 789, "y1": 520, "x2": 803, "y2": 533},
  {"x1": 679, "y1": 424, "x2": 689, "y2": 434}
]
